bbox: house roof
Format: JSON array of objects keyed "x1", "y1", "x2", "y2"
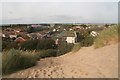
[
  {"x1": 58, "y1": 31, "x2": 75, "y2": 37},
  {"x1": 15, "y1": 37, "x2": 25, "y2": 42}
]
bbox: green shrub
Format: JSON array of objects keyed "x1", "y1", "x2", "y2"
[
  {"x1": 94, "y1": 25, "x2": 119, "y2": 48},
  {"x1": 72, "y1": 43, "x2": 81, "y2": 52},
  {"x1": 36, "y1": 39, "x2": 57, "y2": 50},
  {"x1": 80, "y1": 35, "x2": 94, "y2": 47},
  {"x1": 57, "y1": 42, "x2": 74, "y2": 56},
  {"x1": 34, "y1": 49, "x2": 57, "y2": 59},
  {"x1": 21, "y1": 39, "x2": 57, "y2": 50},
  {"x1": 21, "y1": 40, "x2": 38, "y2": 50},
  {"x1": 77, "y1": 32, "x2": 94, "y2": 47},
  {"x1": 76, "y1": 32, "x2": 84, "y2": 42},
  {"x1": 2, "y1": 49, "x2": 37, "y2": 75},
  {"x1": 27, "y1": 27, "x2": 35, "y2": 33},
  {"x1": 2, "y1": 41, "x2": 19, "y2": 51}
]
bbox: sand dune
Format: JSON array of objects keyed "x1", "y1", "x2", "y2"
[{"x1": 4, "y1": 43, "x2": 118, "y2": 78}]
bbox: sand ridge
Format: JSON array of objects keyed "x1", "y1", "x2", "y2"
[{"x1": 4, "y1": 43, "x2": 118, "y2": 78}]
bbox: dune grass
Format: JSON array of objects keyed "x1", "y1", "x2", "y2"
[
  {"x1": 2, "y1": 49, "x2": 37, "y2": 75},
  {"x1": 94, "y1": 25, "x2": 119, "y2": 48},
  {"x1": 34, "y1": 49, "x2": 57, "y2": 60},
  {"x1": 2, "y1": 49, "x2": 59, "y2": 75},
  {"x1": 2, "y1": 44, "x2": 74, "y2": 75}
]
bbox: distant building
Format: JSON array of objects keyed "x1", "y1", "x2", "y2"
[
  {"x1": 31, "y1": 24, "x2": 42, "y2": 28},
  {"x1": 55, "y1": 39, "x2": 59, "y2": 45},
  {"x1": 53, "y1": 29, "x2": 56, "y2": 32},
  {"x1": 15, "y1": 37, "x2": 26, "y2": 43},
  {"x1": 58, "y1": 31, "x2": 77, "y2": 44},
  {"x1": 90, "y1": 31, "x2": 99, "y2": 37},
  {"x1": 28, "y1": 33, "x2": 42, "y2": 40},
  {"x1": 9, "y1": 35, "x2": 17, "y2": 38},
  {"x1": 2, "y1": 34, "x2": 5, "y2": 37},
  {"x1": 63, "y1": 28, "x2": 66, "y2": 31},
  {"x1": 69, "y1": 28, "x2": 73, "y2": 31}
]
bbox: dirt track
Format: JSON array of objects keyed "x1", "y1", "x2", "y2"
[{"x1": 4, "y1": 43, "x2": 118, "y2": 78}]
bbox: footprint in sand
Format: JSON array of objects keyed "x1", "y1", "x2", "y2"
[
  {"x1": 74, "y1": 72, "x2": 77, "y2": 74},
  {"x1": 34, "y1": 74, "x2": 39, "y2": 78}
]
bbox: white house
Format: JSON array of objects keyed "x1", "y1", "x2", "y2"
[
  {"x1": 69, "y1": 28, "x2": 73, "y2": 31},
  {"x1": 9, "y1": 35, "x2": 17, "y2": 38},
  {"x1": 2, "y1": 34, "x2": 5, "y2": 37},
  {"x1": 90, "y1": 31, "x2": 99, "y2": 37},
  {"x1": 63, "y1": 28, "x2": 66, "y2": 31},
  {"x1": 58, "y1": 31, "x2": 77, "y2": 44},
  {"x1": 66, "y1": 37, "x2": 76, "y2": 43},
  {"x1": 53, "y1": 28, "x2": 56, "y2": 32}
]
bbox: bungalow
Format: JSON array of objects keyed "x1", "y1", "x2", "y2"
[
  {"x1": 58, "y1": 31, "x2": 77, "y2": 44},
  {"x1": 9, "y1": 34, "x2": 17, "y2": 38},
  {"x1": 53, "y1": 29, "x2": 56, "y2": 32},
  {"x1": 15, "y1": 37, "x2": 26, "y2": 43},
  {"x1": 3, "y1": 34, "x2": 9, "y2": 38},
  {"x1": 2, "y1": 34, "x2": 5, "y2": 37},
  {"x1": 28, "y1": 33, "x2": 42, "y2": 40},
  {"x1": 90, "y1": 31, "x2": 99, "y2": 37}
]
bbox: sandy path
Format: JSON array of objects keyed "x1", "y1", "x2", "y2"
[{"x1": 3, "y1": 43, "x2": 118, "y2": 78}]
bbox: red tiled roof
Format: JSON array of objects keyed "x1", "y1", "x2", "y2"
[{"x1": 15, "y1": 37, "x2": 26, "y2": 43}]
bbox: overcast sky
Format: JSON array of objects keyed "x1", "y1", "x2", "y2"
[{"x1": 1, "y1": 1, "x2": 118, "y2": 24}]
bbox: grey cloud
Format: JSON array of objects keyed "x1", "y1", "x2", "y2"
[{"x1": 1, "y1": 2, "x2": 118, "y2": 24}]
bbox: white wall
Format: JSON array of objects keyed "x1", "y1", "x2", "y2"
[{"x1": 66, "y1": 37, "x2": 76, "y2": 43}]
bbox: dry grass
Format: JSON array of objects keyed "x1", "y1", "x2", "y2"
[
  {"x1": 94, "y1": 25, "x2": 119, "y2": 48},
  {"x1": 2, "y1": 49, "x2": 37, "y2": 75}
]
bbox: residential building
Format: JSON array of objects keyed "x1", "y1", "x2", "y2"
[
  {"x1": 15, "y1": 37, "x2": 26, "y2": 43},
  {"x1": 58, "y1": 31, "x2": 77, "y2": 44}
]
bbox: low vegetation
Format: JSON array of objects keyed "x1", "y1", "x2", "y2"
[
  {"x1": 57, "y1": 42, "x2": 74, "y2": 56},
  {"x1": 94, "y1": 25, "x2": 119, "y2": 48},
  {"x1": 80, "y1": 35, "x2": 94, "y2": 47},
  {"x1": 2, "y1": 42, "x2": 73, "y2": 75},
  {"x1": 2, "y1": 41, "x2": 19, "y2": 50},
  {"x1": 77, "y1": 32, "x2": 94, "y2": 47},
  {"x1": 2, "y1": 49, "x2": 37, "y2": 75},
  {"x1": 34, "y1": 49, "x2": 57, "y2": 60},
  {"x1": 21, "y1": 39, "x2": 57, "y2": 50},
  {"x1": 72, "y1": 43, "x2": 81, "y2": 52}
]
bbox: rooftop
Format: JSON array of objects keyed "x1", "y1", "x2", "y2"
[{"x1": 58, "y1": 31, "x2": 75, "y2": 37}]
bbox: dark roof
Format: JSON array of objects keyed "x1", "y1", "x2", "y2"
[{"x1": 58, "y1": 31, "x2": 75, "y2": 37}]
